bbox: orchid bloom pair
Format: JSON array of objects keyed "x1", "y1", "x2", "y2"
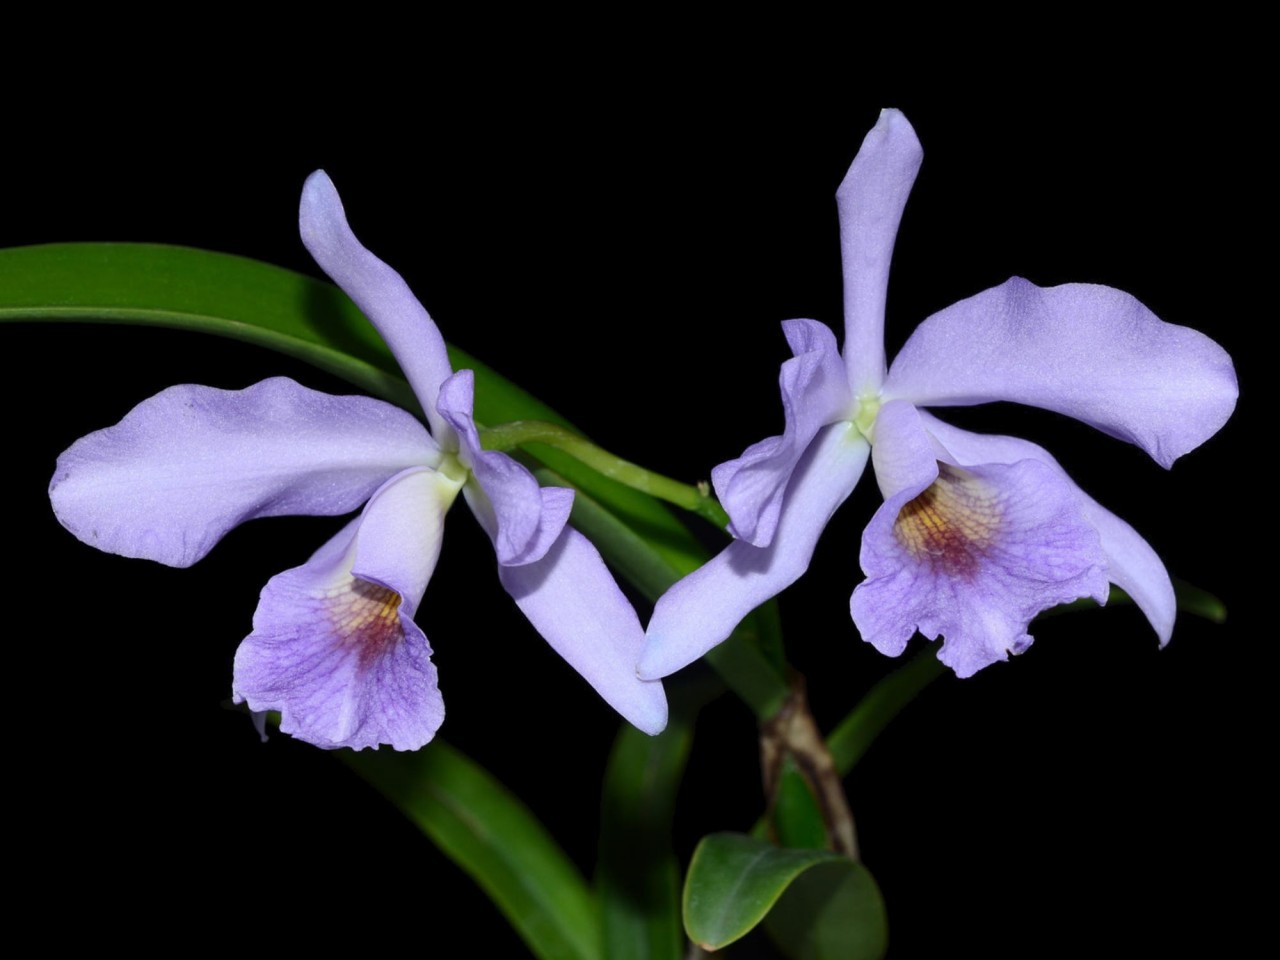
[
  {"x1": 50, "y1": 171, "x2": 667, "y2": 750},
  {"x1": 49, "y1": 111, "x2": 1237, "y2": 754},
  {"x1": 638, "y1": 109, "x2": 1237, "y2": 681}
]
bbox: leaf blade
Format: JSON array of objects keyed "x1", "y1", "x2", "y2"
[
  {"x1": 597, "y1": 710, "x2": 698, "y2": 960},
  {"x1": 344, "y1": 743, "x2": 601, "y2": 960},
  {"x1": 764, "y1": 860, "x2": 888, "y2": 960},
  {"x1": 683, "y1": 833, "x2": 841, "y2": 951}
]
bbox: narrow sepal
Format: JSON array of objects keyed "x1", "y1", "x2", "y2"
[
  {"x1": 299, "y1": 170, "x2": 455, "y2": 438},
  {"x1": 837, "y1": 108, "x2": 924, "y2": 395},
  {"x1": 499, "y1": 526, "x2": 668, "y2": 735}
]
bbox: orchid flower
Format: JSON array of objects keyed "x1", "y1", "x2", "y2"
[
  {"x1": 50, "y1": 171, "x2": 667, "y2": 749},
  {"x1": 639, "y1": 109, "x2": 1237, "y2": 680}
]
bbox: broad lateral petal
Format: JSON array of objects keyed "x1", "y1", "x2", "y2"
[
  {"x1": 498, "y1": 526, "x2": 668, "y2": 736},
  {"x1": 640, "y1": 422, "x2": 870, "y2": 680},
  {"x1": 884, "y1": 278, "x2": 1238, "y2": 468},
  {"x1": 438, "y1": 370, "x2": 569, "y2": 565},
  {"x1": 712, "y1": 319, "x2": 851, "y2": 547},
  {"x1": 50, "y1": 378, "x2": 437, "y2": 568},
  {"x1": 921, "y1": 414, "x2": 1175, "y2": 645},
  {"x1": 851, "y1": 455, "x2": 1109, "y2": 677},
  {"x1": 232, "y1": 472, "x2": 451, "y2": 751},
  {"x1": 299, "y1": 170, "x2": 455, "y2": 438},
  {"x1": 837, "y1": 108, "x2": 924, "y2": 396}
]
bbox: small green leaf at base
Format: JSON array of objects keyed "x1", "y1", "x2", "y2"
[
  {"x1": 682, "y1": 833, "x2": 885, "y2": 955},
  {"x1": 764, "y1": 860, "x2": 887, "y2": 960}
]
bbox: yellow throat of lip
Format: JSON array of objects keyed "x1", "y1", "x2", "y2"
[
  {"x1": 327, "y1": 579, "x2": 406, "y2": 667},
  {"x1": 893, "y1": 464, "x2": 1001, "y2": 578}
]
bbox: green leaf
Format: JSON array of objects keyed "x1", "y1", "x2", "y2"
[
  {"x1": 764, "y1": 860, "x2": 888, "y2": 960},
  {"x1": 1042, "y1": 582, "x2": 1226, "y2": 623},
  {"x1": 683, "y1": 833, "x2": 882, "y2": 952},
  {"x1": 772, "y1": 757, "x2": 830, "y2": 851},
  {"x1": 0, "y1": 242, "x2": 418, "y2": 408},
  {"x1": 1172, "y1": 578, "x2": 1227, "y2": 623},
  {"x1": 597, "y1": 697, "x2": 702, "y2": 960},
  {"x1": 343, "y1": 742, "x2": 600, "y2": 960}
]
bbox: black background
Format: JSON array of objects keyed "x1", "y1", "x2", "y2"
[{"x1": 5, "y1": 77, "x2": 1261, "y2": 956}]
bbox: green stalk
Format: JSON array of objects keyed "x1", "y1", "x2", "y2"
[{"x1": 483, "y1": 420, "x2": 729, "y2": 529}]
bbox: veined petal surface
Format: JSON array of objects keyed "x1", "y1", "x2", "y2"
[
  {"x1": 884, "y1": 278, "x2": 1238, "y2": 468},
  {"x1": 232, "y1": 467, "x2": 459, "y2": 751},
  {"x1": 498, "y1": 526, "x2": 668, "y2": 736},
  {"x1": 851, "y1": 453, "x2": 1109, "y2": 677},
  {"x1": 640, "y1": 422, "x2": 870, "y2": 680},
  {"x1": 300, "y1": 170, "x2": 455, "y2": 439},
  {"x1": 921, "y1": 413, "x2": 1176, "y2": 645},
  {"x1": 837, "y1": 108, "x2": 923, "y2": 395},
  {"x1": 713, "y1": 319, "x2": 852, "y2": 546},
  {"x1": 50, "y1": 377, "x2": 437, "y2": 568}
]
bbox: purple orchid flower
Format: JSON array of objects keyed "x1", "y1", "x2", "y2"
[
  {"x1": 638, "y1": 109, "x2": 1237, "y2": 681},
  {"x1": 50, "y1": 170, "x2": 667, "y2": 750}
]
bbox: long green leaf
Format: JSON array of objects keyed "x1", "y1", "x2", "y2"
[
  {"x1": 0, "y1": 242, "x2": 417, "y2": 405},
  {"x1": 597, "y1": 705, "x2": 700, "y2": 960},
  {"x1": 682, "y1": 833, "x2": 884, "y2": 954},
  {"x1": 344, "y1": 743, "x2": 600, "y2": 960}
]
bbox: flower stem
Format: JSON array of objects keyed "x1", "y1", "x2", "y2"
[{"x1": 481, "y1": 420, "x2": 730, "y2": 529}]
